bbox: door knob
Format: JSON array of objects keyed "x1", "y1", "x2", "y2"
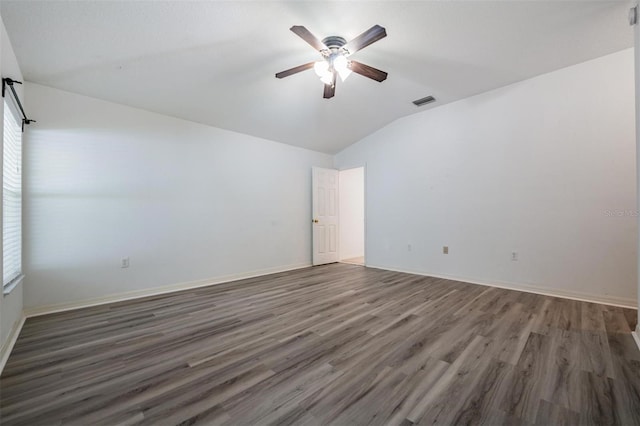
[{"x1": 312, "y1": 219, "x2": 319, "y2": 223}]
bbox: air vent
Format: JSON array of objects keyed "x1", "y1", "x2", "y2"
[{"x1": 413, "y1": 96, "x2": 436, "y2": 107}]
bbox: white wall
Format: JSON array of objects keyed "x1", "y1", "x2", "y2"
[
  {"x1": 335, "y1": 49, "x2": 637, "y2": 307},
  {"x1": 0, "y1": 15, "x2": 25, "y2": 355},
  {"x1": 23, "y1": 83, "x2": 332, "y2": 309},
  {"x1": 339, "y1": 167, "x2": 364, "y2": 261},
  {"x1": 15, "y1": 48, "x2": 640, "y2": 311},
  {"x1": 635, "y1": 10, "x2": 640, "y2": 333}
]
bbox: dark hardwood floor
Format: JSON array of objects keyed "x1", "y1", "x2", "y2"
[{"x1": 1, "y1": 264, "x2": 639, "y2": 425}]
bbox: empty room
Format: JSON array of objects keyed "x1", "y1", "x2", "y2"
[{"x1": 1, "y1": 1, "x2": 639, "y2": 425}]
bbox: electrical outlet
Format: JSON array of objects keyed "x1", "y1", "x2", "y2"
[
  {"x1": 121, "y1": 257, "x2": 130, "y2": 268},
  {"x1": 443, "y1": 246, "x2": 449, "y2": 254},
  {"x1": 511, "y1": 252, "x2": 518, "y2": 261}
]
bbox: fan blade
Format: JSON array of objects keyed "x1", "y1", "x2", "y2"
[
  {"x1": 323, "y1": 72, "x2": 336, "y2": 99},
  {"x1": 290, "y1": 26, "x2": 328, "y2": 51},
  {"x1": 350, "y1": 61, "x2": 388, "y2": 82},
  {"x1": 344, "y1": 25, "x2": 386, "y2": 54},
  {"x1": 275, "y1": 62, "x2": 314, "y2": 79}
]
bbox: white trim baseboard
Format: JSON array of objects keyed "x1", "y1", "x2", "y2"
[
  {"x1": 0, "y1": 314, "x2": 26, "y2": 374},
  {"x1": 4, "y1": 262, "x2": 638, "y2": 372},
  {"x1": 24, "y1": 262, "x2": 312, "y2": 318},
  {"x1": 366, "y1": 264, "x2": 637, "y2": 309}
]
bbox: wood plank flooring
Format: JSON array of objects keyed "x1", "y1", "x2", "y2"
[{"x1": 1, "y1": 263, "x2": 639, "y2": 425}]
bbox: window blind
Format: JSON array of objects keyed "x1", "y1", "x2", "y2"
[{"x1": 3, "y1": 99, "x2": 22, "y2": 288}]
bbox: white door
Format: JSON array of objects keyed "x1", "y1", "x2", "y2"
[{"x1": 312, "y1": 167, "x2": 339, "y2": 265}]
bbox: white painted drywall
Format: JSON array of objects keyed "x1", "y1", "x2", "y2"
[
  {"x1": 22, "y1": 83, "x2": 332, "y2": 308},
  {"x1": 635, "y1": 12, "x2": 640, "y2": 331},
  {"x1": 0, "y1": 15, "x2": 25, "y2": 352},
  {"x1": 335, "y1": 49, "x2": 638, "y2": 307},
  {"x1": 339, "y1": 167, "x2": 364, "y2": 261}
]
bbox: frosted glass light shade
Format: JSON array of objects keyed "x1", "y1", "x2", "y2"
[
  {"x1": 333, "y1": 55, "x2": 352, "y2": 82},
  {"x1": 320, "y1": 72, "x2": 334, "y2": 85},
  {"x1": 314, "y1": 61, "x2": 329, "y2": 77}
]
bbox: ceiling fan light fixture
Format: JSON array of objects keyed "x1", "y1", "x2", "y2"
[
  {"x1": 320, "y1": 71, "x2": 334, "y2": 86},
  {"x1": 276, "y1": 24, "x2": 387, "y2": 98},
  {"x1": 336, "y1": 67, "x2": 352, "y2": 82},
  {"x1": 333, "y1": 55, "x2": 352, "y2": 82},
  {"x1": 313, "y1": 60, "x2": 329, "y2": 77}
]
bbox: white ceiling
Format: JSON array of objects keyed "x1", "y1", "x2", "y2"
[{"x1": 0, "y1": 1, "x2": 633, "y2": 154}]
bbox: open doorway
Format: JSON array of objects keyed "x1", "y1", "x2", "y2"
[{"x1": 339, "y1": 167, "x2": 365, "y2": 266}]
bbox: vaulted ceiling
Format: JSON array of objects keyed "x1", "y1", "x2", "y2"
[{"x1": 0, "y1": 1, "x2": 633, "y2": 154}]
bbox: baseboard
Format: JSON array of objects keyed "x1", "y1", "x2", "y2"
[
  {"x1": 366, "y1": 264, "x2": 637, "y2": 309},
  {"x1": 24, "y1": 262, "x2": 312, "y2": 318},
  {"x1": 17, "y1": 260, "x2": 639, "y2": 326},
  {"x1": 0, "y1": 314, "x2": 26, "y2": 374}
]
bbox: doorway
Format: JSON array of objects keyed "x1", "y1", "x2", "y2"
[{"x1": 339, "y1": 167, "x2": 365, "y2": 266}]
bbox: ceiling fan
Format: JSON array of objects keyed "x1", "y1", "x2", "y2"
[{"x1": 275, "y1": 25, "x2": 388, "y2": 99}]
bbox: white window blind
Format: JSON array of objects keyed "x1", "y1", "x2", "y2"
[{"x1": 3, "y1": 99, "x2": 22, "y2": 288}]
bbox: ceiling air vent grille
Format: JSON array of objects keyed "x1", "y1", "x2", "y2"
[{"x1": 413, "y1": 96, "x2": 436, "y2": 107}]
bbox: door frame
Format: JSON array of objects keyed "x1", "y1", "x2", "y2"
[{"x1": 337, "y1": 163, "x2": 367, "y2": 266}]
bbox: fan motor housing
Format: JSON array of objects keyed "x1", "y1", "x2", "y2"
[{"x1": 322, "y1": 36, "x2": 347, "y2": 50}]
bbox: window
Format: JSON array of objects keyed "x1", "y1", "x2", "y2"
[{"x1": 3, "y1": 99, "x2": 22, "y2": 292}]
